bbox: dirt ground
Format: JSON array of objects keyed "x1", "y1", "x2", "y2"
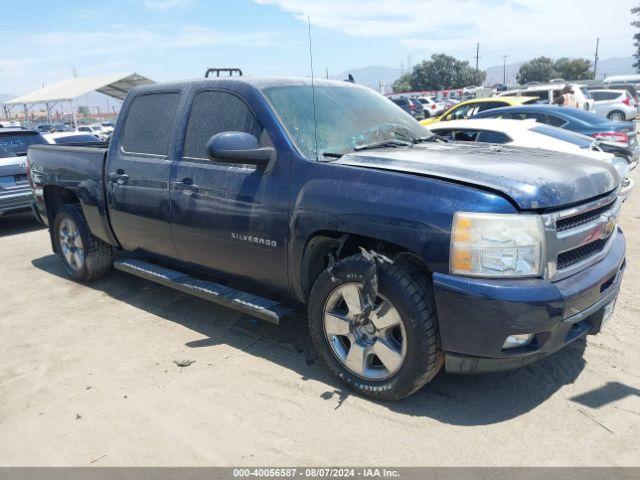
[{"x1": 1, "y1": 170, "x2": 639, "y2": 467}]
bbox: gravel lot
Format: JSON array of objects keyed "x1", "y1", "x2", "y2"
[{"x1": 1, "y1": 170, "x2": 639, "y2": 467}]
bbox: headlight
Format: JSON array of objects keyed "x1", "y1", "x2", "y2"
[{"x1": 450, "y1": 212, "x2": 544, "y2": 278}]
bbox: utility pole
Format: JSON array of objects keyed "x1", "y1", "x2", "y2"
[
  {"x1": 502, "y1": 55, "x2": 508, "y2": 85},
  {"x1": 475, "y1": 43, "x2": 480, "y2": 70},
  {"x1": 593, "y1": 37, "x2": 600, "y2": 80},
  {"x1": 325, "y1": 67, "x2": 329, "y2": 79}
]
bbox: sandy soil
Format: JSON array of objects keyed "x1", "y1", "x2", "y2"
[{"x1": 0, "y1": 170, "x2": 639, "y2": 466}]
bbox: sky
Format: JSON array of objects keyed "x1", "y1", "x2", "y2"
[{"x1": 0, "y1": 0, "x2": 638, "y2": 96}]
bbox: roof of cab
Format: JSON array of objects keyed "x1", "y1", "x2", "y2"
[{"x1": 130, "y1": 76, "x2": 363, "y2": 94}]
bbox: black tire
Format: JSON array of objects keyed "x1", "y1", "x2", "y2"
[
  {"x1": 53, "y1": 204, "x2": 112, "y2": 281},
  {"x1": 607, "y1": 110, "x2": 625, "y2": 121},
  {"x1": 308, "y1": 254, "x2": 443, "y2": 401}
]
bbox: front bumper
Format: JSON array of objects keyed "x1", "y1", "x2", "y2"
[
  {"x1": 433, "y1": 228, "x2": 626, "y2": 374},
  {"x1": 0, "y1": 189, "x2": 34, "y2": 215}
]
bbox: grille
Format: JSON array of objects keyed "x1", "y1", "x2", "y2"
[
  {"x1": 557, "y1": 239, "x2": 607, "y2": 270},
  {"x1": 556, "y1": 202, "x2": 614, "y2": 232}
]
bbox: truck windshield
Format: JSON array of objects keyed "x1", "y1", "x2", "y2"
[
  {"x1": 261, "y1": 84, "x2": 431, "y2": 160},
  {"x1": 0, "y1": 132, "x2": 47, "y2": 158}
]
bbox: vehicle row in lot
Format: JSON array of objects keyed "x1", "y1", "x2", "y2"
[
  {"x1": 26, "y1": 77, "x2": 626, "y2": 400},
  {"x1": 430, "y1": 118, "x2": 634, "y2": 200},
  {"x1": 472, "y1": 105, "x2": 639, "y2": 162}
]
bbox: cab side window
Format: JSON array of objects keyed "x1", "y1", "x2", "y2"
[{"x1": 183, "y1": 90, "x2": 263, "y2": 159}]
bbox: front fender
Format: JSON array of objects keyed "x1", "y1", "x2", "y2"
[{"x1": 288, "y1": 160, "x2": 516, "y2": 301}]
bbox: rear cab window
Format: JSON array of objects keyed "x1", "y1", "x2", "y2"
[{"x1": 121, "y1": 92, "x2": 181, "y2": 156}]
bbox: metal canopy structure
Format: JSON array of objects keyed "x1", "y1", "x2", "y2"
[{"x1": 3, "y1": 72, "x2": 155, "y2": 126}]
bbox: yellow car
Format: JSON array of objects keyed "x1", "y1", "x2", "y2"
[{"x1": 420, "y1": 96, "x2": 538, "y2": 126}]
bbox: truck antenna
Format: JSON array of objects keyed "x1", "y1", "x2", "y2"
[{"x1": 307, "y1": 16, "x2": 319, "y2": 161}]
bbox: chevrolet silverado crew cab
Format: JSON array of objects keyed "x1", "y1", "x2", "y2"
[{"x1": 27, "y1": 78, "x2": 626, "y2": 400}]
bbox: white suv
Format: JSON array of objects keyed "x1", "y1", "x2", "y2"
[{"x1": 496, "y1": 83, "x2": 595, "y2": 111}]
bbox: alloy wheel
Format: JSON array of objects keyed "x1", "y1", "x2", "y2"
[
  {"x1": 59, "y1": 218, "x2": 85, "y2": 271},
  {"x1": 323, "y1": 282, "x2": 407, "y2": 380}
]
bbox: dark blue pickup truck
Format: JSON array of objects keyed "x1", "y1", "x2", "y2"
[{"x1": 27, "y1": 78, "x2": 626, "y2": 400}]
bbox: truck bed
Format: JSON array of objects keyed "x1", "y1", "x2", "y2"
[{"x1": 28, "y1": 144, "x2": 115, "y2": 245}]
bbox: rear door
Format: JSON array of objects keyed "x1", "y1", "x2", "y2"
[
  {"x1": 106, "y1": 90, "x2": 182, "y2": 258},
  {"x1": 169, "y1": 89, "x2": 290, "y2": 291}
]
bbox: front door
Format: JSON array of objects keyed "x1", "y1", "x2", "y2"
[
  {"x1": 170, "y1": 89, "x2": 290, "y2": 292},
  {"x1": 106, "y1": 91, "x2": 181, "y2": 258}
]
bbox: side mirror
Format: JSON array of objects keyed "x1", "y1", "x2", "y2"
[{"x1": 206, "y1": 131, "x2": 274, "y2": 166}]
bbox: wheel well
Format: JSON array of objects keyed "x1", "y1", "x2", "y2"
[
  {"x1": 300, "y1": 231, "x2": 430, "y2": 301},
  {"x1": 608, "y1": 110, "x2": 624, "y2": 118},
  {"x1": 43, "y1": 186, "x2": 80, "y2": 253},
  {"x1": 43, "y1": 186, "x2": 80, "y2": 224}
]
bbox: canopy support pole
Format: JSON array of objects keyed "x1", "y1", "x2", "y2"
[{"x1": 71, "y1": 99, "x2": 78, "y2": 129}]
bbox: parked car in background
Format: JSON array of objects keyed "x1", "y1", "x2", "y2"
[
  {"x1": 420, "y1": 96, "x2": 538, "y2": 126},
  {"x1": 389, "y1": 96, "x2": 425, "y2": 119},
  {"x1": 76, "y1": 124, "x2": 108, "y2": 140},
  {"x1": 430, "y1": 118, "x2": 633, "y2": 201},
  {"x1": 0, "y1": 128, "x2": 47, "y2": 216},
  {"x1": 471, "y1": 105, "x2": 639, "y2": 164},
  {"x1": 589, "y1": 90, "x2": 637, "y2": 121},
  {"x1": 496, "y1": 83, "x2": 594, "y2": 111},
  {"x1": 43, "y1": 132, "x2": 106, "y2": 144},
  {"x1": 51, "y1": 123, "x2": 72, "y2": 132},
  {"x1": 602, "y1": 74, "x2": 640, "y2": 85},
  {"x1": 587, "y1": 83, "x2": 639, "y2": 110},
  {"x1": 36, "y1": 124, "x2": 54, "y2": 133},
  {"x1": 0, "y1": 121, "x2": 21, "y2": 128},
  {"x1": 416, "y1": 96, "x2": 445, "y2": 118}
]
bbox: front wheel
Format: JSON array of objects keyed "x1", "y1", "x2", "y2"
[
  {"x1": 53, "y1": 204, "x2": 113, "y2": 281},
  {"x1": 308, "y1": 254, "x2": 443, "y2": 400}
]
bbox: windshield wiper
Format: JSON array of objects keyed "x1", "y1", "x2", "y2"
[
  {"x1": 15, "y1": 151, "x2": 28, "y2": 156},
  {"x1": 354, "y1": 138, "x2": 412, "y2": 152}
]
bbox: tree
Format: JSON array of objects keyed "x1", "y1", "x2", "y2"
[
  {"x1": 391, "y1": 73, "x2": 412, "y2": 93},
  {"x1": 553, "y1": 58, "x2": 592, "y2": 80},
  {"x1": 632, "y1": 3, "x2": 640, "y2": 71},
  {"x1": 516, "y1": 57, "x2": 556, "y2": 84},
  {"x1": 78, "y1": 106, "x2": 90, "y2": 116},
  {"x1": 392, "y1": 54, "x2": 486, "y2": 92}
]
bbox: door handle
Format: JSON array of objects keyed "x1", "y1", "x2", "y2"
[
  {"x1": 174, "y1": 179, "x2": 200, "y2": 197},
  {"x1": 108, "y1": 170, "x2": 129, "y2": 185}
]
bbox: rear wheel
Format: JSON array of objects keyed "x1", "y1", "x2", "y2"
[
  {"x1": 607, "y1": 110, "x2": 625, "y2": 121},
  {"x1": 308, "y1": 254, "x2": 443, "y2": 400},
  {"x1": 53, "y1": 205, "x2": 112, "y2": 281}
]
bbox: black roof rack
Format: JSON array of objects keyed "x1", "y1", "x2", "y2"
[{"x1": 205, "y1": 68, "x2": 243, "y2": 78}]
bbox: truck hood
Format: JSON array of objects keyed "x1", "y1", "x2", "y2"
[{"x1": 336, "y1": 142, "x2": 619, "y2": 210}]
